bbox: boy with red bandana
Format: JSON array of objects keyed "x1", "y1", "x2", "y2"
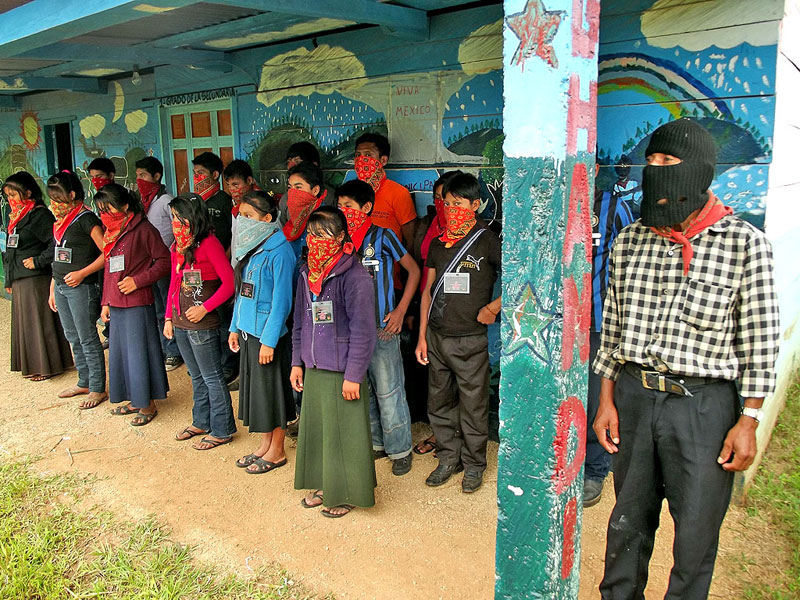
[
  {"x1": 191, "y1": 152, "x2": 232, "y2": 251},
  {"x1": 88, "y1": 157, "x2": 115, "y2": 192},
  {"x1": 415, "y1": 172, "x2": 500, "y2": 493},
  {"x1": 353, "y1": 133, "x2": 416, "y2": 245}
]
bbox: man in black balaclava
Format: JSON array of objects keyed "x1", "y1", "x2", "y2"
[{"x1": 592, "y1": 118, "x2": 781, "y2": 599}]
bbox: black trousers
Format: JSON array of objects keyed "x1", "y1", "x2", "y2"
[
  {"x1": 426, "y1": 328, "x2": 489, "y2": 471},
  {"x1": 600, "y1": 366, "x2": 738, "y2": 600}
]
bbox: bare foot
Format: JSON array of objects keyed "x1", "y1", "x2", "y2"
[{"x1": 79, "y1": 392, "x2": 107, "y2": 409}]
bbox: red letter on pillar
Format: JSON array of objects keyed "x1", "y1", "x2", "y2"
[
  {"x1": 563, "y1": 161, "x2": 592, "y2": 266},
  {"x1": 561, "y1": 272, "x2": 591, "y2": 371},
  {"x1": 572, "y1": 0, "x2": 600, "y2": 59},
  {"x1": 552, "y1": 396, "x2": 587, "y2": 494},
  {"x1": 561, "y1": 496, "x2": 578, "y2": 579},
  {"x1": 566, "y1": 74, "x2": 597, "y2": 156}
]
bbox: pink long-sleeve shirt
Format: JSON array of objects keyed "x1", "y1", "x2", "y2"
[{"x1": 166, "y1": 234, "x2": 234, "y2": 320}]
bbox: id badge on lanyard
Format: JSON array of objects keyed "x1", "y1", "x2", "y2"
[
  {"x1": 240, "y1": 281, "x2": 255, "y2": 298},
  {"x1": 54, "y1": 246, "x2": 73, "y2": 263},
  {"x1": 312, "y1": 300, "x2": 334, "y2": 324},
  {"x1": 109, "y1": 255, "x2": 125, "y2": 273},
  {"x1": 443, "y1": 272, "x2": 470, "y2": 294},
  {"x1": 182, "y1": 268, "x2": 202, "y2": 287},
  {"x1": 6, "y1": 232, "x2": 19, "y2": 249}
]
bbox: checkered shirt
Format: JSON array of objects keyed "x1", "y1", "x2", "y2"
[{"x1": 592, "y1": 214, "x2": 780, "y2": 399}]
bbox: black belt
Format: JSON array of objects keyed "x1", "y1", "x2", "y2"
[{"x1": 623, "y1": 363, "x2": 719, "y2": 397}]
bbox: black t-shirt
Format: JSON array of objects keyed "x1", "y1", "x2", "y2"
[
  {"x1": 205, "y1": 190, "x2": 233, "y2": 251},
  {"x1": 426, "y1": 225, "x2": 501, "y2": 336},
  {"x1": 52, "y1": 211, "x2": 103, "y2": 284}
]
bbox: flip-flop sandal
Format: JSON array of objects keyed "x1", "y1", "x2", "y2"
[
  {"x1": 175, "y1": 427, "x2": 208, "y2": 441},
  {"x1": 130, "y1": 410, "x2": 157, "y2": 427},
  {"x1": 413, "y1": 438, "x2": 437, "y2": 455},
  {"x1": 236, "y1": 453, "x2": 263, "y2": 468},
  {"x1": 301, "y1": 490, "x2": 324, "y2": 509},
  {"x1": 79, "y1": 394, "x2": 107, "y2": 410},
  {"x1": 110, "y1": 404, "x2": 139, "y2": 416},
  {"x1": 321, "y1": 505, "x2": 355, "y2": 519},
  {"x1": 59, "y1": 386, "x2": 90, "y2": 398},
  {"x1": 192, "y1": 436, "x2": 233, "y2": 450},
  {"x1": 246, "y1": 458, "x2": 287, "y2": 474}
]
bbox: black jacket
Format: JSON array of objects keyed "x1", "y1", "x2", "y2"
[{"x1": 2, "y1": 205, "x2": 55, "y2": 286}]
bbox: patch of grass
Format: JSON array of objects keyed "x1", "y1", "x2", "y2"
[
  {"x1": 740, "y1": 373, "x2": 800, "y2": 599},
  {"x1": 0, "y1": 460, "x2": 316, "y2": 600}
]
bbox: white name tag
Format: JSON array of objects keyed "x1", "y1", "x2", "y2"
[
  {"x1": 109, "y1": 255, "x2": 125, "y2": 273},
  {"x1": 55, "y1": 247, "x2": 73, "y2": 263},
  {"x1": 312, "y1": 300, "x2": 334, "y2": 324},
  {"x1": 7, "y1": 234, "x2": 19, "y2": 248},
  {"x1": 443, "y1": 272, "x2": 470, "y2": 294}
]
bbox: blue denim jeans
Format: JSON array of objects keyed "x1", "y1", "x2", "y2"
[
  {"x1": 367, "y1": 332, "x2": 412, "y2": 459},
  {"x1": 53, "y1": 280, "x2": 105, "y2": 392},
  {"x1": 174, "y1": 327, "x2": 236, "y2": 439},
  {"x1": 153, "y1": 276, "x2": 181, "y2": 360}
]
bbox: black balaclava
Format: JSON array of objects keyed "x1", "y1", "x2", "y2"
[{"x1": 641, "y1": 118, "x2": 716, "y2": 227}]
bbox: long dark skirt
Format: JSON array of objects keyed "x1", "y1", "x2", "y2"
[
  {"x1": 108, "y1": 305, "x2": 169, "y2": 408},
  {"x1": 294, "y1": 368, "x2": 376, "y2": 508},
  {"x1": 10, "y1": 275, "x2": 73, "y2": 377},
  {"x1": 238, "y1": 332, "x2": 295, "y2": 432}
]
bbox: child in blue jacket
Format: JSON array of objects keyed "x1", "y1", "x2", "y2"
[{"x1": 228, "y1": 191, "x2": 296, "y2": 474}]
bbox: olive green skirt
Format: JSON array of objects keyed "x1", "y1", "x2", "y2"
[{"x1": 294, "y1": 368, "x2": 376, "y2": 508}]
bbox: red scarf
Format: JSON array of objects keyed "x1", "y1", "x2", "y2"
[
  {"x1": 101, "y1": 210, "x2": 133, "y2": 257},
  {"x1": 172, "y1": 220, "x2": 193, "y2": 272},
  {"x1": 230, "y1": 182, "x2": 262, "y2": 218},
  {"x1": 282, "y1": 188, "x2": 325, "y2": 242},
  {"x1": 7, "y1": 194, "x2": 36, "y2": 233},
  {"x1": 355, "y1": 155, "x2": 386, "y2": 192},
  {"x1": 650, "y1": 193, "x2": 732, "y2": 276},
  {"x1": 307, "y1": 234, "x2": 353, "y2": 296},
  {"x1": 137, "y1": 179, "x2": 161, "y2": 212},
  {"x1": 420, "y1": 209, "x2": 447, "y2": 292},
  {"x1": 91, "y1": 177, "x2": 113, "y2": 192},
  {"x1": 52, "y1": 201, "x2": 86, "y2": 244},
  {"x1": 440, "y1": 205, "x2": 477, "y2": 246},
  {"x1": 193, "y1": 174, "x2": 220, "y2": 202},
  {"x1": 340, "y1": 206, "x2": 372, "y2": 250}
]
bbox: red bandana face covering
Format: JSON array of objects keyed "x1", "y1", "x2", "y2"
[
  {"x1": 306, "y1": 234, "x2": 353, "y2": 296},
  {"x1": 354, "y1": 155, "x2": 386, "y2": 192},
  {"x1": 7, "y1": 192, "x2": 35, "y2": 233},
  {"x1": 193, "y1": 174, "x2": 220, "y2": 201},
  {"x1": 339, "y1": 206, "x2": 372, "y2": 250},
  {"x1": 440, "y1": 205, "x2": 477, "y2": 246},
  {"x1": 282, "y1": 188, "x2": 325, "y2": 242},
  {"x1": 91, "y1": 177, "x2": 112, "y2": 192},
  {"x1": 172, "y1": 220, "x2": 194, "y2": 272},
  {"x1": 137, "y1": 179, "x2": 161, "y2": 212},
  {"x1": 101, "y1": 210, "x2": 133, "y2": 257},
  {"x1": 51, "y1": 200, "x2": 85, "y2": 244}
]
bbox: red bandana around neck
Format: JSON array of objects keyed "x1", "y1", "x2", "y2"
[
  {"x1": 440, "y1": 205, "x2": 477, "y2": 246},
  {"x1": 650, "y1": 193, "x2": 733, "y2": 276},
  {"x1": 52, "y1": 201, "x2": 86, "y2": 244},
  {"x1": 193, "y1": 174, "x2": 220, "y2": 202},
  {"x1": 229, "y1": 182, "x2": 262, "y2": 217},
  {"x1": 91, "y1": 177, "x2": 112, "y2": 192},
  {"x1": 137, "y1": 179, "x2": 161, "y2": 212},
  {"x1": 172, "y1": 220, "x2": 193, "y2": 272},
  {"x1": 340, "y1": 205, "x2": 372, "y2": 250},
  {"x1": 306, "y1": 234, "x2": 353, "y2": 296},
  {"x1": 354, "y1": 155, "x2": 386, "y2": 192},
  {"x1": 282, "y1": 188, "x2": 325, "y2": 242},
  {"x1": 7, "y1": 194, "x2": 36, "y2": 233},
  {"x1": 101, "y1": 210, "x2": 134, "y2": 257}
]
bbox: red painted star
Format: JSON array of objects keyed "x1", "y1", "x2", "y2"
[{"x1": 506, "y1": 0, "x2": 565, "y2": 70}]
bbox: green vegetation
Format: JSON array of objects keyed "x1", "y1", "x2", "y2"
[
  {"x1": 0, "y1": 461, "x2": 316, "y2": 600},
  {"x1": 741, "y1": 373, "x2": 800, "y2": 599}
]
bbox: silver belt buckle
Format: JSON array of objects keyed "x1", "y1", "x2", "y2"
[{"x1": 641, "y1": 370, "x2": 666, "y2": 392}]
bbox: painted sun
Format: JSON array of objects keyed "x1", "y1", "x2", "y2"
[{"x1": 20, "y1": 111, "x2": 41, "y2": 150}]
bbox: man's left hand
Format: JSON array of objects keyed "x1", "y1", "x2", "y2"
[
  {"x1": 382, "y1": 308, "x2": 405, "y2": 336},
  {"x1": 718, "y1": 417, "x2": 758, "y2": 471}
]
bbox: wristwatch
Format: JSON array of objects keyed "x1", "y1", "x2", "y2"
[{"x1": 741, "y1": 407, "x2": 764, "y2": 423}]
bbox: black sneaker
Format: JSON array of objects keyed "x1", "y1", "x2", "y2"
[
  {"x1": 461, "y1": 470, "x2": 484, "y2": 493},
  {"x1": 583, "y1": 478, "x2": 604, "y2": 507},
  {"x1": 425, "y1": 462, "x2": 464, "y2": 487},
  {"x1": 373, "y1": 449, "x2": 388, "y2": 461},
  {"x1": 164, "y1": 356, "x2": 183, "y2": 372},
  {"x1": 392, "y1": 454, "x2": 413, "y2": 476}
]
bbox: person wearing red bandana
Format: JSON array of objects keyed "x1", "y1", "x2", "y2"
[
  {"x1": 290, "y1": 207, "x2": 377, "y2": 518},
  {"x1": 45, "y1": 171, "x2": 107, "y2": 408},
  {"x1": 593, "y1": 118, "x2": 780, "y2": 599},
  {"x1": 87, "y1": 157, "x2": 116, "y2": 193},
  {"x1": 2, "y1": 172, "x2": 73, "y2": 383},
  {"x1": 415, "y1": 172, "x2": 500, "y2": 494},
  {"x1": 353, "y1": 133, "x2": 417, "y2": 246},
  {"x1": 277, "y1": 141, "x2": 337, "y2": 229},
  {"x1": 96, "y1": 184, "x2": 170, "y2": 427},
  {"x1": 135, "y1": 156, "x2": 183, "y2": 372},
  {"x1": 282, "y1": 161, "x2": 327, "y2": 265},
  {"x1": 336, "y1": 180, "x2": 420, "y2": 475}
]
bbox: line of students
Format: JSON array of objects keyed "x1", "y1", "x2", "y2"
[{"x1": 1, "y1": 132, "x2": 501, "y2": 517}]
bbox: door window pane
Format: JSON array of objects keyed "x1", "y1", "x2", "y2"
[
  {"x1": 173, "y1": 149, "x2": 189, "y2": 195},
  {"x1": 190, "y1": 111, "x2": 212, "y2": 138},
  {"x1": 217, "y1": 110, "x2": 232, "y2": 136},
  {"x1": 170, "y1": 114, "x2": 186, "y2": 140}
]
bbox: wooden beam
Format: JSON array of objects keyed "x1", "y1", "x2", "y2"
[
  {"x1": 19, "y1": 42, "x2": 227, "y2": 66},
  {"x1": 0, "y1": 76, "x2": 109, "y2": 93},
  {"x1": 211, "y1": 0, "x2": 429, "y2": 39},
  {"x1": 0, "y1": 95, "x2": 19, "y2": 107}
]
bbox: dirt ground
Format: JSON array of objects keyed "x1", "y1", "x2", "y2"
[{"x1": 0, "y1": 300, "x2": 786, "y2": 599}]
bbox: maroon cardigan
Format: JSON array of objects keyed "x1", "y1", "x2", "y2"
[{"x1": 102, "y1": 212, "x2": 170, "y2": 308}]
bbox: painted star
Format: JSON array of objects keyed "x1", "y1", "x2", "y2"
[
  {"x1": 506, "y1": 0, "x2": 565, "y2": 70},
  {"x1": 502, "y1": 283, "x2": 556, "y2": 363}
]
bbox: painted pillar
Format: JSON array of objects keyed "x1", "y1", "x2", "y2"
[{"x1": 496, "y1": 0, "x2": 599, "y2": 598}]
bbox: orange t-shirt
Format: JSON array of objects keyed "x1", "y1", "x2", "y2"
[{"x1": 370, "y1": 178, "x2": 416, "y2": 242}]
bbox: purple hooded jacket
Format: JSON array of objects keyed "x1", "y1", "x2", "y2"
[{"x1": 291, "y1": 253, "x2": 377, "y2": 383}]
